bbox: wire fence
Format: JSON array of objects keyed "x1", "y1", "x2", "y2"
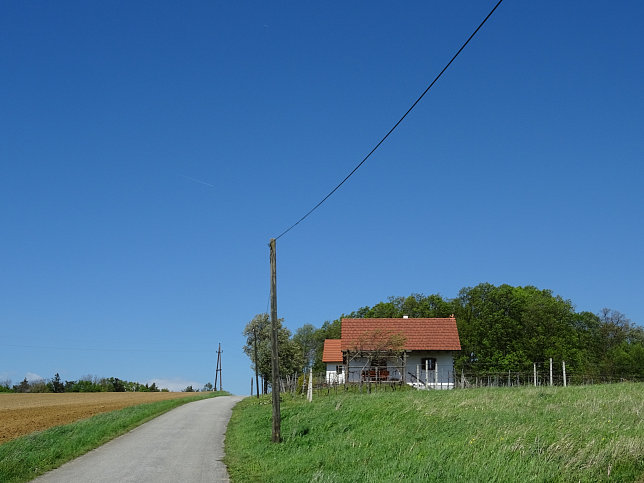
[{"x1": 256, "y1": 360, "x2": 643, "y2": 397}]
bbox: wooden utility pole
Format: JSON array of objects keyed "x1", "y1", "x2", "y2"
[
  {"x1": 253, "y1": 327, "x2": 260, "y2": 399},
  {"x1": 214, "y1": 343, "x2": 223, "y2": 391},
  {"x1": 219, "y1": 343, "x2": 223, "y2": 391},
  {"x1": 214, "y1": 347, "x2": 219, "y2": 390},
  {"x1": 269, "y1": 238, "x2": 281, "y2": 442}
]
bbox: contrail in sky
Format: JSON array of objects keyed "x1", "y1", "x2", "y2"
[{"x1": 180, "y1": 174, "x2": 215, "y2": 188}]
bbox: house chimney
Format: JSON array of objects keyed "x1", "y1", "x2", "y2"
[{"x1": 403, "y1": 315, "x2": 409, "y2": 319}]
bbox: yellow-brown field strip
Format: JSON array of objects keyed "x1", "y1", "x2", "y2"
[{"x1": 0, "y1": 392, "x2": 202, "y2": 444}]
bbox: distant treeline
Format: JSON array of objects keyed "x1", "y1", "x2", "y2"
[
  {"x1": 0, "y1": 374, "x2": 168, "y2": 393},
  {"x1": 244, "y1": 283, "x2": 644, "y2": 388}
]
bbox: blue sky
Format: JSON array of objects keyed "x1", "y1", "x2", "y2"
[{"x1": 1, "y1": 1, "x2": 642, "y2": 395}]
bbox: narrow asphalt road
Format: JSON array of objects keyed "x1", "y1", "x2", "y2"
[{"x1": 35, "y1": 395, "x2": 245, "y2": 483}]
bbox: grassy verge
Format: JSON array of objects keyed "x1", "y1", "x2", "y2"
[
  {"x1": 0, "y1": 391, "x2": 229, "y2": 482},
  {"x1": 224, "y1": 384, "x2": 644, "y2": 482}
]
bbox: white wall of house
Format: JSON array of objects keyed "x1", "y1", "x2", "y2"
[
  {"x1": 405, "y1": 351, "x2": 455, "y2": 389},
  {"x1": 325, "y1": 362, "x2": 345, "y2": 384},
  {"x1": 327, "y1": 351, "x2": 456, "y2": 388}
]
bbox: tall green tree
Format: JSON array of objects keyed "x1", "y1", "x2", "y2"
[
  {"x1": 242, "y1": 313, "x2": 305, "y2": 391},
  {"x1": 293, "y1": 324, "x2": 317, "y2": 369},
  {"x1": 450, "y1": 284, "x2": 582, "y2": 372},
  {"x1": 47, "y1": 373, "x2": 65, "y2": 393}
]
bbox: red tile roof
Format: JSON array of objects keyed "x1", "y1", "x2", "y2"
[
  {"x1": 322, "y1": 339, "x2": 343, "y2": 362},
  {"x1": 341, "y1": 317, "x2": 461, "y2": 352}
]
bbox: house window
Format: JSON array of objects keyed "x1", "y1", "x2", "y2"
[
  {"x1": 336, "y1": 365, "x2": 343, "y2": 374},
  {"x1": 371, "y1": 358, "x2": 387, "y2": 368},
  {"x1": 420, "y1": 358, "x2": 436, "y2": 371}
]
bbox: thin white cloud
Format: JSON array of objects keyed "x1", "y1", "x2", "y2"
[
  {"x1": 25, "y1": 372, "x2": 44, "y2": 382},
  {"x1": 179, "y1": 174, "x2": 215, "y2": 188}
]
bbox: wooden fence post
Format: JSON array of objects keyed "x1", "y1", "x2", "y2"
[
  {"x1": 402, "y1": 351, "x2": 407, "y2": 384},
  {"x1": 549, "y1": 358, "x2": 553, "y2": 387},
  {"x1": 562, "y1": 361, "x2": 567, "y2": 387},
  {"x1": 425, "y1": 360, "x2": 429, "y2": 390},
  {"x1": 534, "y1": 363, "x2": 537, "y2": 387},
  {"x1": 434, "y1": 361, "x2": 439, "y2": 388}
]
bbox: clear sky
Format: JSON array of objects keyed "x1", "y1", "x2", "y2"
[{"x1": 1, "y1": 1, "x2": 642, "y2": 395}]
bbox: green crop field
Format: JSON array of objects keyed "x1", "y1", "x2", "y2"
[{"x1": 224, "y1": 383, "x2": 644, "y2": 482}]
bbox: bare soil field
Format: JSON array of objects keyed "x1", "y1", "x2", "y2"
[{"x1": 0, "y1": 392, "x2": 204, "y2": 444}]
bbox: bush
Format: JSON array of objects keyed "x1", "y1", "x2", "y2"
[{"x1": 0, "y1": 379, "x2": 13, "y2": 393}]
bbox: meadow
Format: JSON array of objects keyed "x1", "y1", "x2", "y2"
[{"x1": 224, "y1": 383, "x2": 644, "y2": 482}]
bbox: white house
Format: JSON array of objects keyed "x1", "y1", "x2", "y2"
[
  {"x1": 322, "y1": 316, "x2": 461, "y2": 389},
  {"x1": 322, "y1": 339, "x2": 345, "y2": 384}
]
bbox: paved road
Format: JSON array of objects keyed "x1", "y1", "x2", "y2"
[{"x1": 36, "y1": 395, "x2": 245, "y2": 483}]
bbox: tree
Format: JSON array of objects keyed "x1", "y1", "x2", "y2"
[
  {"x1": 0, "y1": 379, "x2": 12, "y2": 393},
  {"x1": 14, "y1": 378, "x2": 30, "y2": 393},
  {"x1": 598, "y1": 308, "x2": 632, "y2": 350},
  {"x1": 107, "y1": 377, "x2": 125, "y2": 392},
  {"x1": 350, "y1": 328, "x2": 405, "y2": 353},
  {"x1": 242, "y1": 313, "x2": 305, "y2": 392},
  {"x1": 47, "y1": 373, "x2": 65, "y2": 393},
  {"x1": 202, "y1": 382, "x2": 213, "y2": 392},
  {"x1": 184, "y1": 385, "x2": 194, "y2": 392},
  {"x1": 293, "y1": 324, "x2": 317, "y2": 369},
  {"x1": 595, "y1": 309, "x2": 644, "y2": 377},
  {"x1": 346, "y1": 328, "x2": 406, "y2": 384},
  {"x1": 29, "y1": 380, "x2": 50, "y2": 393},
  {"x1": 348, "y1": 293, "x2": 454, "y2": 319}
]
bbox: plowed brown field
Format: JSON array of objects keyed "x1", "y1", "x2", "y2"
[{"x1": 0, "y1": 392, "x2": 205, "y2": 444}]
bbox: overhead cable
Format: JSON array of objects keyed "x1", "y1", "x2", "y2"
[{"x1": 275, "y1": 0, "x2": 504, "y2": 240}]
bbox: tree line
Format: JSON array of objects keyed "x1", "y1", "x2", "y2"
[
  {"x1": 0, "y1": 374, "x2": 168, "y2": 393},
  {"x1": 243, "y1": 283, "x2": 644, "y2": 390},
  {"x1": 0, "y1": 374, "x2": 219, "y2": 394}
]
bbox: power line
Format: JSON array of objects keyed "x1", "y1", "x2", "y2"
[
  {"x1": 275, "y1": 0, "x2": 504, "y2": 241},
  {"x1": 1, "y1": 343, "x2": 212, "y2": 354}
]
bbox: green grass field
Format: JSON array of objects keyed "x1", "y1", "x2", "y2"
[
  {"x1": 0, "y1": 391, "x2": 227, "y2": 483},
  {"x1": 224, "y1": 384, "x2": 644, "y2": 482}
]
